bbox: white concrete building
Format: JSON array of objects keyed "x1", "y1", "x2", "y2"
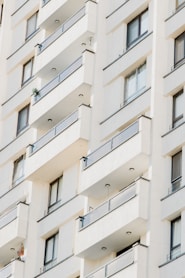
[{"x1": 0, "y1": 0, "x2": 185, "y2": 277}]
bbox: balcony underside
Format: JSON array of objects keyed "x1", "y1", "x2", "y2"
[
  {"x1": 0, "y1": 204, "x2": 28, "y2": 266},
  {"x1": 26, "y1": 137, "x2": 88, "y2": 183}
]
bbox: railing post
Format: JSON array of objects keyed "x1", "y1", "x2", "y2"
[{"x1": 105, "y1": 264, "x2": 108, "y2": 277}]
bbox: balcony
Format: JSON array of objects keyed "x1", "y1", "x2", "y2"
[
  {"x1": 0, "y1": 259, "x2": 24, "y2": 278},
  {"x1": 25, "y1": 105, "x2": 91, "y2": 182},
  {"x1": 79, "y1": 116, "x2": 151, "y2": 197},
  {"x1": 85, "y1": 243, "x2": 148, "y2": 278},
  {"x1": 30, "y1": 50, "x2": 94, "y2": 127},
  {"x1": 38, "y1": 7, "x2": 85, "y2": 53},
  {"x1": 39, "y1": 0, "x2": 87, "y2": 27},
  {"x1": 0, "y1": 203, "x2": 28, "y2": 266},
  {"x1": 75, "y1": 178, "x2": 149, "y2": 259},
  {"x1": 35, "y1": 0, "x2": 97, "y2": 74}
]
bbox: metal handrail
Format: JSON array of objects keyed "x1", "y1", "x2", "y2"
[
  {"x1": 83, "y1": 120, "x2": 139, "y2": 169},
  {"x1": 86, "y1": 247, "x2": 134, "y2": 278},
  {"x1": 80, "y1": 183, "x2": 136, "y2": 229},
  {"x1": 85, "y1": 243, "x2": 147, "y2": 278},
  {"x1": 0, "y1": 207, "x2": 17, "y2": 229},
  {"x1": 30, "y1": 110, "x2": 78, "y2": 154},
  {"x1": 38, "y1": 6, "x2": 85, "y2": 52},
  {"x1": 34, "y1": 56, "x2": 83, "y2": 103}
]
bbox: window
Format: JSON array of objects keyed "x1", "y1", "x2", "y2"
[
  {"x1": 170, "y1": 217, "x2": 181, "y2": 259},
  {"x1": 12, "y1": 155, "x2": 25, "y2": 185},
  {"x1": 176, "y1": 0, "x2": 185, "y2": 9},
  {"x1": 127, "y1": 9, "x2": 148, "y2": 48},
  {"x1": 44, "y1": 232, "x2": 59, "y2": 270},
  {"x1": 124, "y1": 62, "x2": 146, "y2": 104},
  {"x1": 175, "y1": 32, "x2": 185, "y2": 67},
  {"x1": 48, "y1": 176, "x2": 63, "y2": 212},
  {"x1": 171, "y1": 151, "x2": 182, "y2": 192},
  {"x1": 17, "y1": 105, "x2": 30, "y2": 135},
  {"x1": 173, "y1": 90, "x2": 184, "y2": 128},
  {"x1": 22, "y1": 58, "x2": 34, "y2": 85},
  {"x1": 26, "y1": 12, "x2": 38, "y2": 39},
  {"x1": 0, "y1": 4, "x2": 3, "y2": 25}
]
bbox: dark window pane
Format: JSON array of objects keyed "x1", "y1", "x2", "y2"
[{"x1": 17, "y1": 105, "x2": 29, "y2": 134}]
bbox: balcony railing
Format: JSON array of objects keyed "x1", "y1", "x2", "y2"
[
  {"x1": 83, "y1": 120, "x2": 139, "y2": 169},
  {"x1": 79, "y1": 182, "x2": 136, "y2": 229},
  {"x1": 38, "y1": 7, "x2": 85, "y2": 52},
  {"x1": 42, "y1": 0, "x2": 50, "y2": 7},
  {"x1": 33, "y1": 56, "x2": 83, "y2": 103},
  {"x1": 86, "y1": 244, "x2": 147, "y2": 278},
  {"x1": 0, "y1": 259, "x2": 24, "y2": 277},
  {"x1": 30, "y1": 110, "x2": 78, "y2": 155},
  {"x1": 0, "y1": 207, "x2": 17, "y2": 229}
]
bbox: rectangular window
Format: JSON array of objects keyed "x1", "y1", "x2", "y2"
[
  {"x1": 171, "y1": 151, "x2": 182, "y2": 192},
  {"x1": 48, "y1": 176, "x2": 63, "y2": 213},
  {"x1": 12, "y1": 155, "x2": 25, "y2": 185},
  {"x1": 173, "y1": 90, "x2": 184, "y2": 128},
  {"x1": 17, "y1": 105, "x2": 30, "y2": 135},
  {"x1": 176, "y1": 0, "x2": 185, "y2": 8},
  {"x1": 0, "y1": 4, "x2": 3, "y2": 25},
  {"x1": 127, "y1": 10, "x2": 148, "y2": 48},
  {"x1": 124, "y1": 62, "x2": 146, "y2": 104},
  {"x1": 22, "y1": 58, "x2": 34, "y2": 85},
  {"x1": 171, "y1": 217, "x2": 181, "y2": 259},
  {"x1": 26, "y1": 12, "x2": 38, "y2": 39},
  {"x1": 44, "y1": 233, "x2": 59, "y2": 270},
  {"x1": 175, "y1": 32, "x2": 185, "y2": 67}
]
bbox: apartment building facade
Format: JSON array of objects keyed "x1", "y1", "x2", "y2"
[{"x1": 0, "y1": 0, "x2": 184, "y2": 277}]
